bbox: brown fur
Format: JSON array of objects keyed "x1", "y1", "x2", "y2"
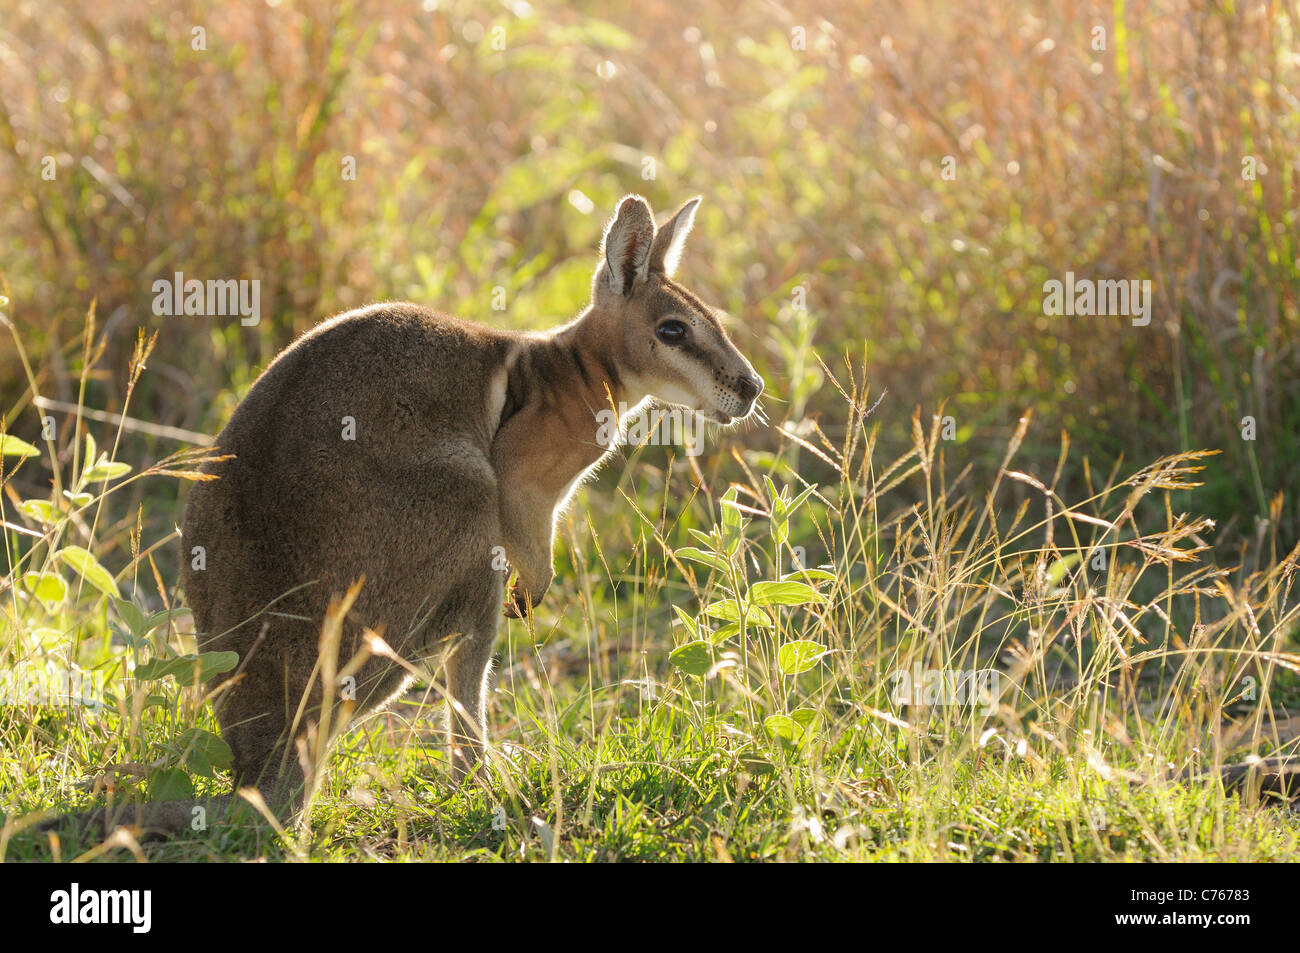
[{"x1": 74, "y1": 195, "x2": 762, "y2": 836}]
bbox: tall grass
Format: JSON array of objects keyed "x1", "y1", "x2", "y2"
[
  {"x1": 1, "y1": 313, "x2": 1296, "y2": 860},
  {"x1": 1, "y1": 0, "x2": 1297, "y2": 536}
]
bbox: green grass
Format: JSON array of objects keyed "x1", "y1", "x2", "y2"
[{"x1": 2, "y1": 322, "x2": 1298, "y2": 862}]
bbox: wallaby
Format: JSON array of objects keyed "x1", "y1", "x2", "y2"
[{"x1": 60, "y1": 194, "x2": 762, "y2": 838}]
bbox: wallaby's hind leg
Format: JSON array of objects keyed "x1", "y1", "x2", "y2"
[
  {"x1": 444, "y1": 627, "x2": 497, "y2": 780},
  {"x1": 214, "y1": 664, "x2": 311, "y2": 819}
]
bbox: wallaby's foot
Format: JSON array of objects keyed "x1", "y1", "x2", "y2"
[{"x1": 41, "y1": 794, "x2": 248, "y2": 843}]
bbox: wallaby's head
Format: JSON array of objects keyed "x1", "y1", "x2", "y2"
[{"x1": 590, "y1": 194, "x2": 763, "y2": 424}]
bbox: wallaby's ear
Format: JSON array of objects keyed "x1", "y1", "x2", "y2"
[
  {"x1": 601, "y1": 195, "x2": 655, "y2": 296},
  {"x1": 648, "y1": 196, "x2": 701, "y2": 278}
]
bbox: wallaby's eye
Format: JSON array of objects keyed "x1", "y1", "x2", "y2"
[{"x1": 655, "y1": 320, "x2": 688, "y2": 345}]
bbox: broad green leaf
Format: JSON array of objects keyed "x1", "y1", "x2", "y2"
[
  {"x1": 82, "y1": 460, "x2": 132, "y2": 483},
  {"x1": 136, "y1": 650, "x2": 238, "y2": 683},
  {"x1": 0, "y1": 434, "x2": 40, "y2": 458},
  {"x1": 765, "y1": 710, "x2": 822, "y2": 750},
  {"x1": 22, "y1": 571, "x2": 68, "y2": 606},
  {"x1": 113, "y1": 598, "x2": 147, "y2": 638},
  {"x1": 703, "y1": 599, "x2": 774, "y2": 628},
  {"x1": 179, "y1": 728, "x2": 233, "y2": 776},
  {"x1": 777, "y1": 639, "x2": 827, "y2": 675},
  {"x1": 751, "y1": 580, "x2": 827, "y2": 606},
  {"x1": 148, "y1": 767, "x2": 194, "y2": 801},
  {"x1": 709, "y1": 621, "x2": 740, "y2": 646},
  {"x1": 197, "y1": 651, "x2": 240, "y2": 679},
  {"x1": 669, "y1": 640, "x2": 714, "y2": 677},
  {"x1": 134, "y1": 656, "x2": 199, "y2": 682},
  {"x1": 57, "y1": 545, "x2": 120, "y2": 599},
  {"x1": 763, "y1": 714, "x2": 801, "y2": 748},
  {"x1": 790, "y1": 707, "x2": 823, "y2": 734},
  {"x1": 63, "y1": 490, "x2": 94, "y2": 508},
  {"x1": 18, "y1": 499, "x2": 56, "y2": 523},
  {"x1": 143, "y1": 608, "x2": 183, "y2": 635},
  {"x1": 673, "y1": 547, "x2": 731, "y2": 574}
]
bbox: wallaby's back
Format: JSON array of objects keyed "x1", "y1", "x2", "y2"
[{"x1": 182, "y1": 303, "x2": 513, "y2": 794}]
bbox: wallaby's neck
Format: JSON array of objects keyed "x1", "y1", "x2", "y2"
[{"x1": 498, "y1": 307, "x2": 640, "y2": 498}]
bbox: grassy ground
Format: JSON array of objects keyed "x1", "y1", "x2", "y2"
[
  {"x1": 1, "y1": 0, "x2": 1298, "y2": 862},
  {"x1": 2, "y1": 326, "x2": 1297, "y2": 862}
]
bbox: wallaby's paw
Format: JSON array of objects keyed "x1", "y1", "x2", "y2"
[{"x1": 503, "y1": 584, "x2": 530, "y2": 619}]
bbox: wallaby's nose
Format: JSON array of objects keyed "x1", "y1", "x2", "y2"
[{"x1": 736, "y1": 374, "x2": 763, "y2": 404}]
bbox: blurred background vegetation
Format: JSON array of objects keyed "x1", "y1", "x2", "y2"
[{"x1": 1, "y1": 0, "x2": 1297, "y2": 551}]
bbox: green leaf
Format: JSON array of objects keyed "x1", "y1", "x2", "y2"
[
  {"x1": 673, "y1": 547, "x2": 731, "y2": 574},
  {"x1": 30, "y1": 627, "x2": 64, "y2": 648},
  {"x1": 703, "y1": 599, "x2": 774, "y2": 628},
  {"x1": 1046, "y1": 553, "x2": 1082, "y2": 588},
  {"x1": 687, "y1": 528, "x2": 716, "y2": 547},
  {"x1": 790, "y1": 707, "x2": 823, "y2": 734},
  {"x1": 777, "y1": 639, "x2": 827, "y2": 675},
  {"x1": 781, "y1": 568, "x2": 838, "y2": 583},
  {"x1": 766, "y1": 476, "x2": 789, "y2": 544},
  {"x1": 142, "y1": 608, "x2": 183, "y2": 636},
  {"x1": 736, "y1": 751, "x2": 776, "y2": 776},
  {"x1": 136, "y1": 650, "x2": 238, "y2": 683},
  {"x1": 771, "y1": 508, "x2": 788, "y2": 545},
  {"x1": 0, "y1": 434, "x2": 40, "y2": 458},
  {"x1": 82, "y1": 460, "x2": 132, "y2": 483},
  {"x1": 669, "y1": 640, "x2": 714, "y2": 677},
  {"x1": 22, "y1": 571, "x2": 68, "y2": 605},
  {"x1": 113, "y1": 598, "x2": 147, "y2": 638},
  {"x1": 709, "y1": 621, "x2": 740, "y2": 646},
  {"x1": 112, "y1": 601, "x2": 181, "y2": 640},
  {"x1": 148, "y1": 767, "x2": 194, "y2": 801},
  {"x1": 63, "y1": 490, "x2": 94, "y2": 508},
  {"x1": 719, "y1": 487, "x2": 744, "y2": 555},
  {"x1": 179, "y1": 728, "x2": 233, "y2": 776},
  {"x1": 751, "y1": 580, "x2": 827, "y2": 606},
  {"x1": 671, "y1": 605, "x2": 698, "y2": 639},
  {"x1": 134, "y1": 656, "x2": 198, "y2": 682},
  {"x1": 763, "y1": 714, "x2": 801, "y2": 748},
  {"x1": 197, "y1": 651, "x2": 239, "y2": 679},
  {"x1": 785, "y1": 485, "x2": 818, "y2": 517},
  {"x1": 56, "y1": 545, "x2": 120, "y2": 599},
  {"x1": 764, "y1": 710, "x2": 822, "y2": 751},
  {"x1": 18, "y1": 499, "x2": 56, "y2": 523},
  {"x1": 763, "y1": 475, "x2": 781, "y2": 506}
]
